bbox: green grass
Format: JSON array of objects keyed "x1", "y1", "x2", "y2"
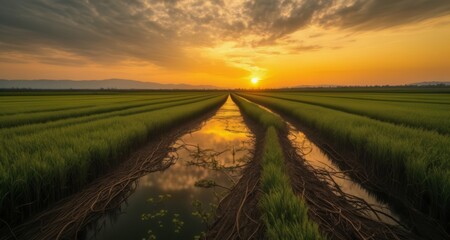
[
  {"x1": 232, "y1": 94, "x2": 325, "y2": 239},
  {"x1": 239, "y1": 92, "x2": 450, "y2": 225},
  {"x1": 0, "y1": 92, "x2": 227, "y2": 222}
]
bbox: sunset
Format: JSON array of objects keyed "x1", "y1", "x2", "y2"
[
  {"x1": 1, "y1": 1, "x2": 450, "y2": 240},
  {"x1": 1, "y1": 1, "x2": 450, "y2": 88}
]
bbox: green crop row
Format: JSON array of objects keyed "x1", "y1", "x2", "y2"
[
  {"x1": 260, "y1": 128, "x2": 325, "y2": 240},
  {"x1": 0, "y1": 93, "x2": 184, "y2": 116},
  {"x1": 239, "y1": 93, "x2": 450, "y2": 225},
  {"x1": 0, "y1": 93, "x2": 227, "y2": 223},
  {"x1": 232, "y1": 94, "x2": 325, "y2": 239},
  {"x1": 0, "y1": 93, "x2": 211, "y2": 128},
  {"x1": 295, "y1": 92, "x2": 450, "y2": 105},
  {"x1": 253, "y1": 92, "x2": 450, "y2": 135},
  {"x1": 0, "y1": 94, "x2": 216, "y2": 137},
  {"x1": 230, "y1": 94, "x2": 285, "y2": 131}
]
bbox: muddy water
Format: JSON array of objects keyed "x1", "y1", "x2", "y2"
[{"x1": 83, "y1": 97, "x2": 253, "y2": 240}]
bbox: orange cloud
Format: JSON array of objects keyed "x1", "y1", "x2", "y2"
[{"x1": 0, "y1": 0, "x2": 449, "y2": 87}]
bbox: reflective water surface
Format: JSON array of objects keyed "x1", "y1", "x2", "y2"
[
  {"x1": 251, "y1": 100, "x2": 400, "y2": 225},
  {"x1": 288, "y1": 125, "x2": 400, "y2": 224},
  {"x1": 83, "y1": 97, "x2": 253, "y2": 240}
]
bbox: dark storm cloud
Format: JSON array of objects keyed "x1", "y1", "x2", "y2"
[{"x1": 0, "y1": 0, "x2": 450, "y2": 67}]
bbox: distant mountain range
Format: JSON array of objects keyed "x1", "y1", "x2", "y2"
[{"x1": 0, "y1": 79, "x2": 220, "y2": 90}]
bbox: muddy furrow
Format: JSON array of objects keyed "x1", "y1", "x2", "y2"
[
  {"x1": 234, "y1": 94, "x2": 420, "y2": 239},
  {"x1": 286, "y1": 119, "x2": 449, "y2": 240},
  {"x1": 278, "y1": 133, "x2": 417, "y2": 240},
  {"x1": 271, "y1": 107, "x2": 448, "y2": 239},
  {"x1": 206, "y1": 110, "x2": 266, "y2": 239}
]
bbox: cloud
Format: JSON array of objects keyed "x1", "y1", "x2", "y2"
[
  {"x1": 289, "y1": 44, "x2": 322, "y2": 52},
  {"x1": 244, "y1": 0, "x2": 331, "y2": 42},
  {"x1": 0, "y1": 0, "x2": 449, "y2": 73},
  {"x1": 320, "y1": 0, "x2": 450, "y2": 30},
  {"x1": 0, "y1": 0, "x2": 181, "y2": 64}
]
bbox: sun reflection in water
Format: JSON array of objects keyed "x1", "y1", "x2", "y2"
[{"x1": 141, "y1": 96, "x2": 253, "y2": 192}]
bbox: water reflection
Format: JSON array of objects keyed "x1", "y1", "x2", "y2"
[
  {"x1": 84, "y1": 96, "x2": 253, "y2": 240},
  {"x1": 249, "y1": 99, "x2": 400, "y2": 225},
  {"x1": 288, "y1": 124, "x2": 400, "y2": 225}
]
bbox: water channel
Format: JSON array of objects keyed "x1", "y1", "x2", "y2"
[
  {"x1": 82, "y1": 95, "x2": 402, "y2": 239},
  {"x1": 83, "y1": 97, "x2": 253, "y2": 240},
  {"x1": 288, "y1": 124, "x2": 400, "y2": 224},
  {"x1": 249, "y1": 98, "x2": 401, "y2": 225}
]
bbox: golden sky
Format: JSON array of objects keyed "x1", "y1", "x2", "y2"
[{"x1": 1, "y1": 0, "x2": 450, "y2": 88}]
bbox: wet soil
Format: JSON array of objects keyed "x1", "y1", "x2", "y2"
[{"x1": 206, "y1": 116, "x2": 266, "y2": 240}]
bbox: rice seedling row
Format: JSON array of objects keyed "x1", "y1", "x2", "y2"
[
  {"x1": 290, "y1": 92, "x2": 450, "y2": 105},
  {"x1": 0, "y1": 94, "x2": 216, "y2": 137},
  {"x1": 0, "y1": 93, "x2": 227, "y2": 223},
  {"x1": 0, "y1": 94, "x2": 184, "y2": 115},
  {"x1": 231, "y1": 94, "x2": 326, "y2": 239},
  {"x1": 238, "y1": 92, "x2": 450, "y2": 227},
  {"x1": 0, "y1": 93, "x2": 210, "y2": 128},
  {"x1": 251, "y1": 92, "x2": 450, "y2": 135}
]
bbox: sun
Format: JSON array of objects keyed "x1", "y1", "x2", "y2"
[{"x1": 251, "y1": 77, "x2": 260, "y2": 85}]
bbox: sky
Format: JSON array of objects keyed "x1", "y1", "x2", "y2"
[{"x1": 0, "y1": 0, "x2": 450, "y2": 88}]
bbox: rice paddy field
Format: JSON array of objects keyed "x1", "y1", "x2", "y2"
[{"x1": 0, "y1": 89, "x2": 449, "y2": 240}]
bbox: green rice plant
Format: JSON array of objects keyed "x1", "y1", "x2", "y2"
[
  {"x1": 0, "y1": 93, "x2": 227, "y2": 223},
  {"x1": 0, "y1": 93, "x2": 182, "y2": 116},
  {"x1": 232, "y1": 94, "x2": 325, "y2": 239},
  {"x1": 260, "y1": 127, "x2": 325, "y2": 240},
  {"x1": 0, "y1": 93, "x2": 211, "y2": 128},
  {"x1": 230, "y1": 94, "x2": 285, "y2": 131},
  {"x1": 252, "y1": 92, "x2": 450, "y2": 135},
  {"x1": 240, "y1": 92, "x2": 450, "y2": 225},
  {"x1": 0, "y1": 94, "x2": 217, "y2": 137},
  {"x1": 289, "y1": 92, "x2": 450, "y2": 105}
]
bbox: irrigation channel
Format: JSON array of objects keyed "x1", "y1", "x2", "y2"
[
  {"x1": 240, "y1": 96, "x2": 401, "y2": 224},
  {"x1": 289, "y1": 120, "x2": 399, "y2": 224},
  {"x1": 82, "y1": 96, "x2": 254, "y2": 239},
  {"x1": 241, "y1": 95, "x2": 445, "y2": 239}
]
